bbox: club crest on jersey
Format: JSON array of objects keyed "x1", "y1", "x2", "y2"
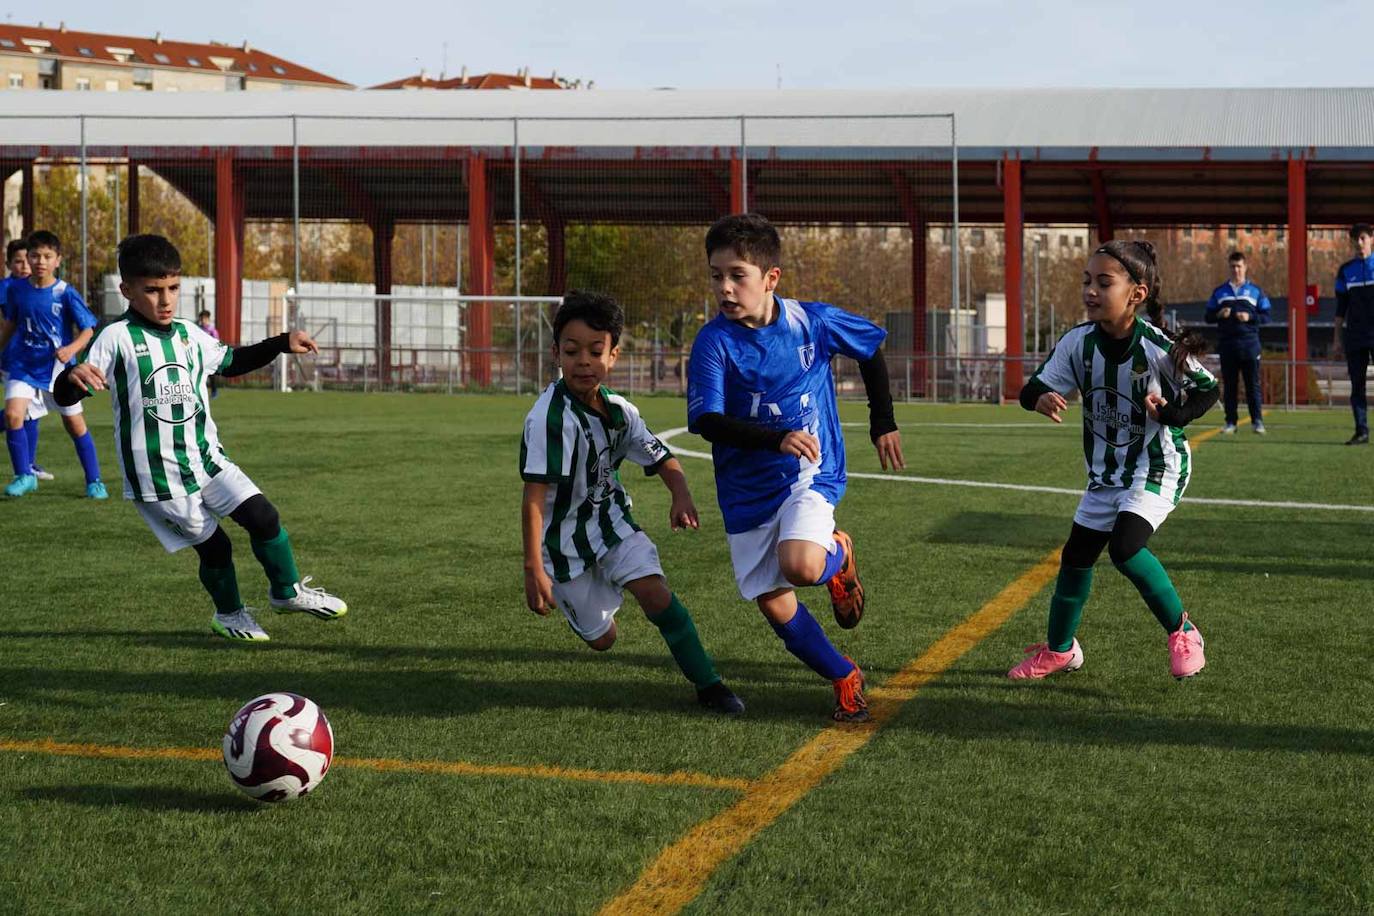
[
  {"x1": 1084, "y1": 386, "x2": 1145, "y2": 448},
  {"x1": 798, "y1": 344, "x2": 816, "y2": 370},
  {"x1": 140, "y1": 361, "x2": 203, "y2": 424}
]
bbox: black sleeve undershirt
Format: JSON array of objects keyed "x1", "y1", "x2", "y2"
[
  {"x1": 52, "y1": 367, "x2": 87, "y2": 407},
  {"x1": 1156, "y1": 384, "x2": 1219, "y2": 428},
  {"x1": 1019, "y1": 377, "x2": 1052, "y2": 411},
  {"x1": 857, "y1": 347, "x2": 897, "y2": 442},
  {"x1": 219, "y1": 333, "x2": 290, "y2": 378},
  {"x1": 694, "y1": 413, "x2": 788, "y2": 451}
]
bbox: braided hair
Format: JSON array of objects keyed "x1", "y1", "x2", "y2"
[{"x1": 1094, "y1": 239, "x2": 1206, "y2": 358}]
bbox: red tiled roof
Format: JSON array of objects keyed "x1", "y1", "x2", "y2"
[
  {"x1": 370, "y1": 72, "x2": 564, "y2": 90},
  {"x1": 0, "y1": 23, "x2": 350, "y2": 87}
]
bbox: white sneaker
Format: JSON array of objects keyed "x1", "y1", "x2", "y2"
[
  {"x1": 1253, "y1": 422, "x2": 1266, "y2": 435},
  {"x1": 211, "y1": 607, "x2": 270, "y2": 642},
  {"x1": 1221, "y1": 424, "x2": 1237, "y2": 435},
  {"x1": 270, "y1": 576, "x2": 348, "y2": 620},
  {"x1": 30, "y1": 465, "x2": 54, "y2": 481}
]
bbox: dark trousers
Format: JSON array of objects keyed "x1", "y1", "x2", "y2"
[
  {"x1": 1348, "y1": 344, "x2": 1372, "y2": 435},
  {"x1": 1219, "y1": 348, "x2": 1263, "y2": 426}
]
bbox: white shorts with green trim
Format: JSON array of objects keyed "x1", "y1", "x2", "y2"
[
  {"x1": 134, "y1": 463, "x2": 261, "y2": 553},
  {"x1": 726, "y1": 487, "x2": 837, "y2": 601},
  {"x1": 1074, "y1": 486, "x2": 1176, "y2": 533},
  {"x1": 549, "y1": 530, "x2": 663, "y2": 642}
]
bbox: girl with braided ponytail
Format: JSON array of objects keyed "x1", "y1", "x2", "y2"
[{"x1": 1008, "y1": 239, "x2": 1220, "y2": 681}]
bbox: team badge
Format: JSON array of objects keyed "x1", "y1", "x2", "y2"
[{"x1": 798, "y1": 344, "x2": 815, "y2": 370}]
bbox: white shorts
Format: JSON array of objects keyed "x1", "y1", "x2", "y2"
[
  {"x1": 5, "y1": 378, "x2": 82, "y2": 418},
  {"x1": 550, "y1": 530, "x2": 663, "y2": 641},
  {"x1": 726, "y1": 487, "x2": 837, "y2": 601},
  {"x1": 1074, "y1": 487, "x2": 1176, "y2": 533},
  {"x1": 134, "y1": 464, "x2": 262, "y2": 553}
]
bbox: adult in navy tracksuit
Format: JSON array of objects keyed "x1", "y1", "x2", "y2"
[
  {"x1": 1335, "y1": 222, "x2": 1374, "y2": 445},
  {"x1": 1205, "y1": 251, "x2": 1270, "y2": 434}
]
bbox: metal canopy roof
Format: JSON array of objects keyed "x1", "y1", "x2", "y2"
[{"x1": 3, "y1": 88, "x2": 1372, "y2": 227}]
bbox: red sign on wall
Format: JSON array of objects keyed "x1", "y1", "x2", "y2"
[{"x1": 1306, "y1": 284, "x2": 1320, "y2": 316}]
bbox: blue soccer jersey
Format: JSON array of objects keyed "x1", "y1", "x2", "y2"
[
  {"x1": 687, "y1": 296, "x2": 886, "y2": 534},
  {"x1": 2, "y1": 278, "x2": 97, "y2": 389}
]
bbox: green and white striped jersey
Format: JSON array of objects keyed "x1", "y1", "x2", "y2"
[
  {"x1": 83, "y1": 312, "x2": 235, "y2": 502},
  {"x1": 521, "y1": 380, "x2": 672, "y2": 582},
  {"x1": 1032, "y1": 319, "x2": 1218, "y2": 503}
]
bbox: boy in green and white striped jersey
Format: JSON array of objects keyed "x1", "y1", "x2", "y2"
[
  {"x1": 55, "y1": 234, "x2": 347, "y2": 643},
  {"x1": 520, "y1": 292, "x2": 744, "y2": 715},
  {"x1": 1009, "y1": 240, "x2": 1219, "y2": 682}
]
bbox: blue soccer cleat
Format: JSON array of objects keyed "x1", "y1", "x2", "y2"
[
  {"x1": 85, "y1": 480, "x2": 108, "y2": 500},
  {"x1": 5, "y1": 473, "x2": 38, "y2": 497}
]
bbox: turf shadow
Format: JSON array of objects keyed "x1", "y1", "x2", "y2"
[
  {"x1": 20, "y1": 784, "x2": 260, "y2": 813},
  {"x1": 896, "y1": 695, "x2": 1374, "y2": 757}
]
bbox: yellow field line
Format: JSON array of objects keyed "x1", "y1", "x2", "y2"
[
  {"x1": 600, "y1": 413, "x2": 1233, "y2": 914},
  {"x1": 0, "y1": 739, "x2": 753, "y2": 792},
  {"x1": 597, "y1": 549, "x2": 1063, "y2": 916}
]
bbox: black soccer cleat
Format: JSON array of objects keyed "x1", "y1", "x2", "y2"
[
  {"x1": 1345, "y1": 432, "x2": 1369, "y2": 446},
  {"x1": 697, "y1": 681, "x2": 746, "y2": 716}
]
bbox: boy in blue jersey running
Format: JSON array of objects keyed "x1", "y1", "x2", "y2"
[
  {"x1": 0, "y1": 238, "x2": 50, "y2": 481},
  {"x1": 687, "y1": 214, "x2": 905, "y2": 722},
  {"x1": 0, "y1": 230, "x2": 106, "y2": 498}
]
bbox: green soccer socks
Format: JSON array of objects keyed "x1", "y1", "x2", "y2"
[
  {"x1": 1047, "y1": 565, "x2": 1094, "y2": 652},
  {"x1": 649, "y1": 594, "x2": 722, "y2": 689},
  {"x1": 199, "y1": 561, "x2": 244, "y2": 616},
  {"x1": 1115, "y1": 548, "x2": 1194, "y2": 633},
  {"x1": 251, "y1": 527, "x2": 302, "y2": 601}
]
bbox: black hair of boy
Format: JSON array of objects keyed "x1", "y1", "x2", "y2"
[
  {"x1": 554, "y1": 291, "x2": 624, "y2": 346},
  {"x1": 1228, "y1": 251, "x2": 1245, "y2": 263},
  {"x1": 6, "y1": 238, "x2": 26, "y2": 261},
  {"x1": 704, "y1": 213, "x2": 781, "y2": 271},
  {"x1": 118, "y1": 234, "x2": 182, "y2": 281},
  {"x1": 26, "y1": 229, "x2": 60, "y2": 254},
  {"x1": 1350, "y1": 222, "x2": 1374, "y2": 241}
]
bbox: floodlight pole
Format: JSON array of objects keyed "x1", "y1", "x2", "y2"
[
  {"x1": 514, "y1": 117, "x2": 522, "y2": 395},
  {"x1": 292, "y1": 115, "x2": 300, "y2": 297},
  {"x1": 950, "y1": 115, "x2": 959, "y2": 404},
  {"x1": 79, "y1": 116, "x2": 87, "y2": 300}
]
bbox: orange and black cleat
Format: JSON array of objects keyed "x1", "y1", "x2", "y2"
[
  {"x1": 831, "y1": 659, "x2": 870, "y2": 723},
  {"x1": 827, "y1": 529, "x2": 865, "y2": 629}
]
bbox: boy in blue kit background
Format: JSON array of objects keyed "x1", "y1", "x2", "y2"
[
  {"x1": 1205, "y1": 251, "x2": 1270, "y2": 434},
  {"x1": 1334, "y1": 222, "x2": 1374, "y2": 445},
  {"x1": 687, "y1": 214, "x2": 904, "y2": 722},
  {"x1": 0, "y1": 238, "x2": 51, "y2": 481},
  {"x1": 0, "y1": 230, "x2": 106, "y2": 498}
]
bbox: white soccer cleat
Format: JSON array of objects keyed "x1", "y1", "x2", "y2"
[
  {"x1": 270, "y1": 576, "x2": 348, "y2": 620},
  {"x1": 211, "y1": 607, "x2": 270, "y2": 642}
]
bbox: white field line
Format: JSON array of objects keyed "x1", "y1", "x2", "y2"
[{"x1": 658, "y1": 428, "x2": 1374, "y2": 515}]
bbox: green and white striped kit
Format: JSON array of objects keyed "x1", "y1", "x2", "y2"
[
  {"x1": 1032, "y1": 319, "x2": 1218, "y2": 504},
  {"x1": 521, "y1": 380, "x2": 672, "y2": 583},
  {"x1": 84, "y1": 315, "x2": 234, "y2": 502}
]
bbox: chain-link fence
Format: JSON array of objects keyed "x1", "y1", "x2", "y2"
[{"x1": 1, "y1": 112, "x2": 972, "y2": 396}]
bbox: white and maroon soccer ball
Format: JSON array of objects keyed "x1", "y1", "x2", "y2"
[{"x1": 222, "y1": 692, "x2": 333, "y2": 802}]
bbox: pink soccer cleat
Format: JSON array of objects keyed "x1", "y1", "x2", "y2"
[
  {"x1": 1007, "y1": 639, "x2": 1084, "y2": 680},
  {"x1": 1168, "y1": 613, "x2": 1205, "y2": 679}
]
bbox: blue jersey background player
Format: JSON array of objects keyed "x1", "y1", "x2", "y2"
[
  {"x1": 687, "y1": 213, "x2": 904, "y2": 722},
  {"x1": 0, "y1": 230, "x2": 106, "y2": 498},
  {"x1": 1334, "y1": 222, "x2": 1374, "y2": 445},
  {"x1": 0, "y1": 238, "x2": 48, "y2": 480},
  {"x1": 1204, "y1": 250, "x2": 1270, "y2": 434}
]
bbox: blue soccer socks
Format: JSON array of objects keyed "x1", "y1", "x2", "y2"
[
  {"x1": 814, "y1": 537, "x2": 847, "y2": 586},
  {"x1": 770, "y1": 602, "x2": 854, "y2": 681},
  {"x1": 71, "y1": 431, "x2": 101, "y2": 485},
  {"x1": 6, "y1": 427, "x2": 30, "y2": 477}
]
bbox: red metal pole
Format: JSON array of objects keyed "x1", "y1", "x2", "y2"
[
  {"x1": 912, "y1": 214, "x2": 928, "y2": 397},
  {"x1": 1003, "y1": 154, "x2": 1025, "y2": 400},
  {"x1": 214, "y1": 151, "x2": 242, "y2": 345},
  {"x1": 1287, "y1": 156, "x2": 1308, "y2": 405},
  {"x1": 466, "y1": 153, "x2": 494, "y2": 387},
  {"x1": 729, "y1": 151, "x2": 745, "y2": 214},
  {"x1": 1091, "y1": 171, "x2": 1114, "y2": 243},
  {"x1": 546, "y1": 219, "x2": 566, "y2": 296}
]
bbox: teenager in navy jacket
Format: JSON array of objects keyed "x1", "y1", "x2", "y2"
[
  {"x1": 1205, "y1": 251, "x2": 1270, "y2": 434},
  {"x1": 1335, "y1": 223, "x2": 1374, "y2": 445}
]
